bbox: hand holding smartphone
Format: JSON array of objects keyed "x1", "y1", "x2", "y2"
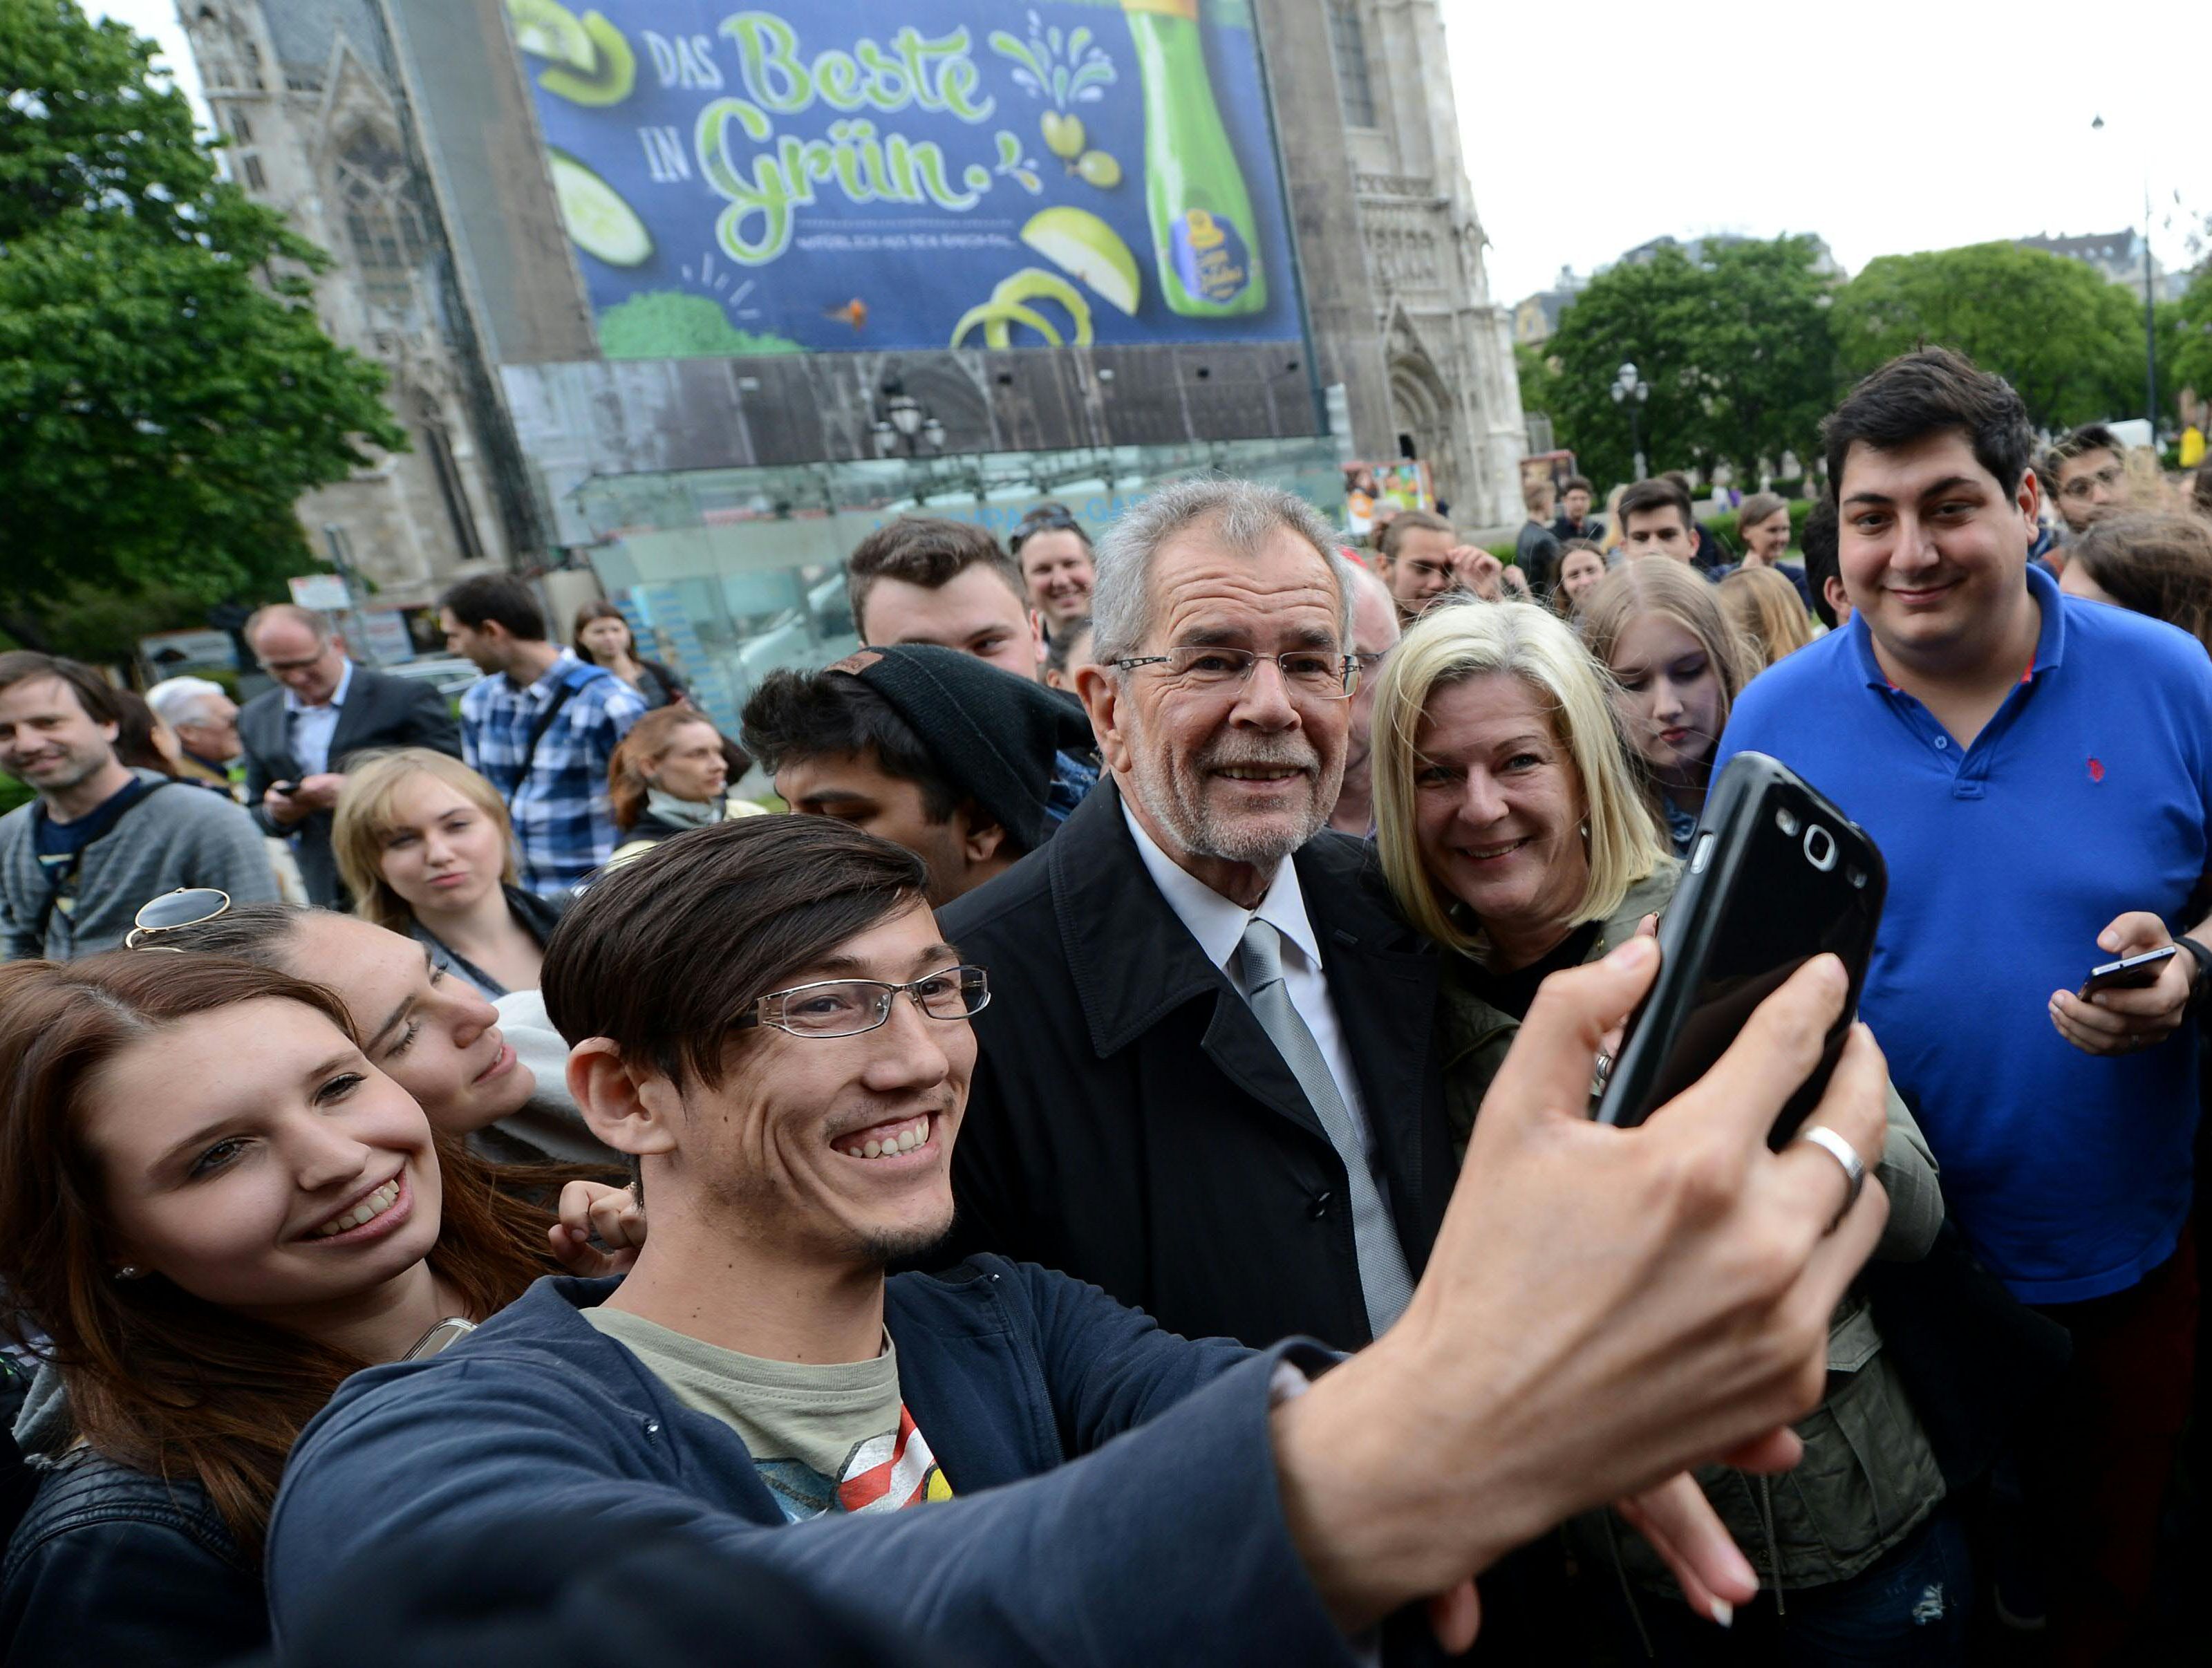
[
  {"x1": 1594, "y1": 753, "x2": 1888, "y2": 1149},
  {"x1": 2078, "y1": 945, "x2": 2177, "y2": 999}
]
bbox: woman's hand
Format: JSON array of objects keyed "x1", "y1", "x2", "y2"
[{"x1": 547, "y1": 1178, "x2": 646, "y2": 1277}]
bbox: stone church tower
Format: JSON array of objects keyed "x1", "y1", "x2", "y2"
[
  {"x1": 1315, "y1": 0, "x2": 1526, "y2": 522},
  {"x1": 176, "y1": 1, "x2": 524, "y2": 606}
]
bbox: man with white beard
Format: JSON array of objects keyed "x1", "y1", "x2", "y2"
[{"x1": 937, "y1": 479, "x2": 1451, "y2": 1355}]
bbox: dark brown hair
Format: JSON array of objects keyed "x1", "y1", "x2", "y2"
[
  {"x1": 1801, "y1": 495, "x2": 1843, "y2": 628},
  {"x1": 2068, "y1": 513, "x2": 2212, "y2": 657},
  {"x1": 2036, "y1": 422, "x2": 2121, "y2": 495},
  {"x1": 111, "y1": 690, "x2": 177, "y2": 776},
  {"x1": 845, "y1": 518, "x2": 1024, "y2": 637},
  {"x1": 541, "y1": 816, "x2": 927, "y2": 1094},
  {"x1": 570, "y1": 599, "x2": 636, "y2": 664},
  {"x1": 439, "y1": 574, "x2": 547, "y2": 642},
  {"x1": 1376, "y1": 509, "x2": 1454, "y2": 558},
  {"x1": 740, "y1": 670, "x2": 962, "y2": 824},
  {"x1": 0, "y1": 651, "x2": 124, "y2": 728},
  {"x1": 607, "y1": 705, "x2": 725, "y2": 832},
  {"x1": 0, "y1": 953, "x2": 562, "y2": 1556},
  {"x1": 1823, "y1": 346, "x2": 2034, "y2": 500},
  {"x1": 1618, "y1": 478, "x2": 1695, "y2": 534},
  {"x1": 1562, "y1": 474, "x2": 1595, "y2": 498}
]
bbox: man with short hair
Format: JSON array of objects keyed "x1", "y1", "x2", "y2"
[
  {"x1": 1550, "y1": 474, "x2": 1604, "y2": 545},
  {"x1": 937, "y1": 478, "x2": 1450, "y2": 1353},
  {"x1": 1714, "y1": 346, "x2": 2212, "y2": 1660},
  {"x1": 1618, "y1": 478, "x2": 1716, "y2": 574},
  {"x1": 1799, "y1": 496, "x2": 1850, "y2": 629},
  {"x1": 441, "y1": 575, "x2": 646, "y2": 894},
  {"x1": 237, "y1": 605, "x2": 462, "y2": 906},
  {"x1": 1009, "y1": 503, "x2": 1096, "y2": 634},
  {"x1": 1373, "y1": 509, "x2": 1460, "y2": 626},
  {"x1": 144, "y1": 675, "x2": 241, "y2": 787},
  {"x1": 847, "y1": 518, "x2": 1042, "y2": 682},
  {"x1": 1328, "y1": 563, "x2": 1400, "y2": 837},
  {"x1": 2039, "y1": 422, "x2": 2126, "y2": 538},
  {"x1": 1516, "y1": 477, "x2": 1564, "y2": 597},
  {"x1": 845, "y1": 518, "x2": 1098, "y2": 823},
  {"x1": 0, "y1": 652, "x2": 277, "y2": 957},
  {"x1": 266, "y1": 813, "x2": 1894, "y2": 1660},
  {"x1": 742, "y1": 644, "x2": 1094, "y2": 905}
]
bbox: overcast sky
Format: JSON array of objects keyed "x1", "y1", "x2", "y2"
[{"x1": 86, "y1": 0, "x2": 2204, "y2": 307}]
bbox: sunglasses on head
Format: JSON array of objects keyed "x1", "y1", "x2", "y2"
[
  {"x1": 125, "y1": 887, "x2": 232, "y2": 950},
  {"x1": 1010, "y1": 508, "x2": 1081, "y2": 552}
]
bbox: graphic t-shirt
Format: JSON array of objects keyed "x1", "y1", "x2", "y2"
[{"x1": 585, "y1": 1306, "x2": 953, "y2": 1522}]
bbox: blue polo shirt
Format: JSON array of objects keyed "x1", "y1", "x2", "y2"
[{"x1": 1714, "y1": 563, "x2": 2212, "y2": 1302}]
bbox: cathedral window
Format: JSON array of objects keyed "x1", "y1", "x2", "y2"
[{"x1": 1327, "y1": 1, "x2": 1378, "y2": 130}]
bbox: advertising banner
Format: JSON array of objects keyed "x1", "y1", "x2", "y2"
[{"x1": 504, "y1": 0, "x2": 1300, "y2": 356}]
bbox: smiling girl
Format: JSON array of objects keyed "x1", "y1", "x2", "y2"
[
  {"x1": 0, "y1": 953, "x2": 570, "y2": 1664},
  {"x1": 1578, "y1": 561, "x2": 1761, "y2": 854}
]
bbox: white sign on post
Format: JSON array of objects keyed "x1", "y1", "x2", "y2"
[{"x1": 288, "y1": 573, "x2": 350, "y2": 611}]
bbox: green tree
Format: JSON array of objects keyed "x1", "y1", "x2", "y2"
[
  {"x1": 1532, "y1": 236, "x2": 1838, "y2": 491},
  {"x1": 1831, "y1": 243, "x2": 2141, "y2": 431},
  {"x1": 2168, "y1": 264, "x2": 2212, "y2": 419},
  {"x1": 0, "y1": 0, "x2": 406, "y2": 655}
]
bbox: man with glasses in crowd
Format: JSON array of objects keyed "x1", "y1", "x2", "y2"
[
  {"x1": 937, "y1": 478, "x2": 1450, "y2": 1355},
  {"x1": 2038, "y1": 422, "x2": 2128, "y2": 552},
  {"x1": 268, "y1": 812, "x2": 1897, "y2": 1662},
  {"x1": 237, "y1": 605, "x2": 461, "y2": 906},
  {"x1": 1327, "y1": 563, "x2": 1400, "y2": 837},
  {"x1": 0, "y1": 652, "x2": 276, "y2": 958}
]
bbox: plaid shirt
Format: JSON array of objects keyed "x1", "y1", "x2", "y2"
[{"x1": 460, "y1": 650, "x2": 646, "y2": 894}]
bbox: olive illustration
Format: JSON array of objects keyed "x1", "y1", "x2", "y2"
[
  {"x1": 1074, "y1": 149, "x2": 1121, "y2": 188},
  {"x1": 1040, "y1": 111, "x2": 1086, "y2": 160}
]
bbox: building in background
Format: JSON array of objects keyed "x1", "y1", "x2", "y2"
[
  {"x1": 2016, "y1": 228, "x2": 2188, "y2": 302},
  {"x1": 176, "y1": 0, "x2": 1526, "y2": 724},
  {"x1": 178, "y1": 0, "x2": 532, "y2": 609}
]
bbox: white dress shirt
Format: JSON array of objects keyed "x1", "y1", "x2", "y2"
[
  {"x1": 283, "y1": 657, "x2": 355, "y2": 777},
  {"x1": 1121, "y1": 799, "x2": 1376, "y2": 1161}
]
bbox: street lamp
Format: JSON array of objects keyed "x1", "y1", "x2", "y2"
[
  {"x1": 1610, "y1": 361, "x2": 1651, "y2": 480},
  {"x1": 872, "y1": 376, "x2": 946, "y2": 458},
  {"x1": 2091, "y1": 113, "x2": 2159, "y2": 434}
]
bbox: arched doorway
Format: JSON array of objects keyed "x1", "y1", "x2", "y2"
[{"x1": 1389, "y1": 353, "x2": 1457, "y2": 509}]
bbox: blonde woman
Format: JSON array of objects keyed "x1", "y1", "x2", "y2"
[
  {"x1": 332, "y1": 749, "x2": 562, "y2": 998},
  {"x1": 1721, "y1": 563, "x2": 1818, "y2": 668},
  {"x1": 1578, "y1": 559, "x2": 1761, "y2": 853},
  {"x1": 1368, "y1": 597, "x2": 1955, "y2": 1660}
]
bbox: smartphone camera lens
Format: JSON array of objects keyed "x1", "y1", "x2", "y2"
[
  {"x1": 1776, "y1": 808, "x2": 1801, "y2": 836},
  {"x1": 1847, "y1": 865, "x2": 1868, "y2": 890},
  {"x1": 1804, "y1": 825, "x2": 1837, "y2": 871}
]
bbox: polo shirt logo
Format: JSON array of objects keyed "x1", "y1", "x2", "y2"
[{"x1": 2088, "y1": 758, "x2": 2106, "y2": 783}]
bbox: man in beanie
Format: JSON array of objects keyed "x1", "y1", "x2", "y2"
[{"x1": 742, "y1": 644, "x2": 1094, "y2": 906}]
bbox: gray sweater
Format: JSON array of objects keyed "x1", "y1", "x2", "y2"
[{"x1": 0, "y1": 769, "x2": 279, "y2": 959}]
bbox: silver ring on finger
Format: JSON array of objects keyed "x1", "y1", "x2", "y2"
[{"x1": 1794, "y1": 1123, "x2": 1867, "y2": 1235}]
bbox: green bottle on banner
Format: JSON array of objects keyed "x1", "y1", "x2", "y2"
[{"x1": 1120, "y1": 0, "x2": 1267, "y2": 317}]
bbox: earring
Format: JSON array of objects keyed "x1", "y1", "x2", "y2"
[
  {"x1": 1580, "y1": 821, "x2": 1591, "y2": 839},
  {"x1": 113, "y1": 1266, "x2": 145, "y2": 1281}
]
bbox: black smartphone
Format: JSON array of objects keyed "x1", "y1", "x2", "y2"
[
  {"x1": 2079, "y1": 945, "x2": 2176, "y2": 998},
  {"x1": 1595, "y1": 752, "x2": 1888, "y2": 1148},
  {"x1": 269, "y1": 780, "x2": 299, "y2": 797}
]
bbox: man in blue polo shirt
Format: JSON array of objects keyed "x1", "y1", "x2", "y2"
[{"x1": 1715, "y1": 346, "x2": 2212, "y2": 1662}]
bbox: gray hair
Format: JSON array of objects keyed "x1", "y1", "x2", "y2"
[
  {"x1": 144, "y1": 675, "x2": 229, "y2": 726},
  {"x1": 1091, "y1": 478, "x2": 1356, "y2": 665}
]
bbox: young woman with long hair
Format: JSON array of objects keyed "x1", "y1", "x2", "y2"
[
  {"x1": 0, "y1": 953, "x2": 585, "y2": 1663},
  {"x1": 570, "y1": 600, "x2": 688, "y2": 711},
  {"x1": 332, "y1": 749, "x2": 562, "y2": 997},
  {"x1": 1578, "y1": 559, "x2": 1762, "y2": 854}
]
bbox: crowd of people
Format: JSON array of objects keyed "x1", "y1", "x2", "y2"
[{"x1": 1, "y1": 344, "x2": 2209, "y2": 1667}]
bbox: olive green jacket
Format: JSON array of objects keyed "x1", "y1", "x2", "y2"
[{"x1": 1434, "y1": 864, "x2": 1949, "y2": 1595}]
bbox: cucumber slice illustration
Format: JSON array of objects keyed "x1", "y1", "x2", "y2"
[
  {"x1": 507, "y1": 0, "x2": 594, "y2": 71},
  {"x1": 538, "y1": 12, "x2": 636, "y2": 106},
  {"x1": 548, "y1": 149, "x2": 651, "y2": 267}
]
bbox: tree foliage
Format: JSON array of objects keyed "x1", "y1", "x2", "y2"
[
  {"x1": 1830, "y1": 243, "x2": 2143, "y2": 431},
  {"x1": 2170, "y1": 263, "x2": 2212, "y2": 417},
  {"x1": 0, "y1": 0, "x2": 406, "y2": 653},
  {"x1": 1525, "y1": 236, "x2": 1838, "y2": 489}
]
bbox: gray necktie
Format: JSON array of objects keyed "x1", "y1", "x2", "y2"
[{"x1": 1237, "y1": 917, "x2": 1414, "y2": 1338}]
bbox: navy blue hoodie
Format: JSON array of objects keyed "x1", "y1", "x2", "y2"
[{"x1": 268, "y1": 1257, "x2": 1354, "y2": 1665}]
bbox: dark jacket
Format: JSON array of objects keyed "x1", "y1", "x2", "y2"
[
  {"x1": 239, "y1": 664, "x2": 462, "y2": 906},
  {"x1": 937, "y1": 778, "x2": 1453, "y2": 1351},
  {"x1": 409, "y1": 883, "x2": 566, "y2": 1000},
  {"x1": 266, "y1": 1262, "x2": 1353, "y2": 1665},
  {"x1": 3, "y1": 1364, "x2": 264, "y2": 1668}
]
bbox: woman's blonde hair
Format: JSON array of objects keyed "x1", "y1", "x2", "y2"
[
  {"x1": 1577, "y1": 559, "x2": 1762, "y2": 725},
  {"x1": 1372, "y1": 598, "x2": 1672, "y2": 959},
  {"x1": 1719, "y1": 564, "x2": 1817, "y2": 668},
  {"x1": 332, "y1": 748, "x2": 516, "y2": 933}
]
